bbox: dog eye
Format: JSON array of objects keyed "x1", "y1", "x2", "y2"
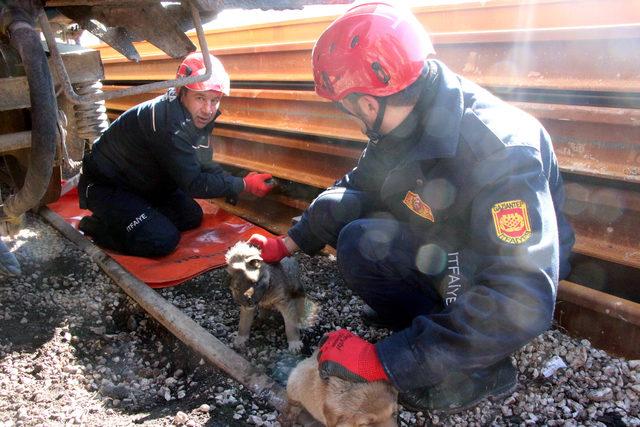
[{"x1": 249, "y1": 259, "x2": 261, "y2": 269}]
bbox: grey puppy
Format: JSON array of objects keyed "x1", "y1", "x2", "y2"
[{"x1": 225, "y1": 240, "x2": 315, "y2": 353}]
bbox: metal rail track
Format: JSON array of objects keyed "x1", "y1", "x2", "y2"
[{"x1": 97, "y1": 0, "x2": 640, "y2": 358}]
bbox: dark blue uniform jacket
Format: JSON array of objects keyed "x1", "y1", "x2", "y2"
[
  {"x1": 87, "y1": 89, "x2": 244, "y2": 200},
  {"x1": 296, "y1": 61, "x2": 575, "y2": 390}
]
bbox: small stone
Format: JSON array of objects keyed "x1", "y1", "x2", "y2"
[
  {"x1": 248, "y1": 415, "x2": 264, "y2": 425},
  {"x1": 63, "y1": 366, "x2": 79, "y2": 375},
  {"x1": 16, "y1": 407, "x2": 28, "y2": 420},
  {"x1": 542, "y1": 356, "x2": 567, "y2": 378},
  {"x1": 197, "y1": 404, "x2": 210, "y2": 413},
  {"x1": 587, "y1": 387, "x2": 613, "y2": 402},
  {"x1": 173, "y1": 411, "x2": 189, "y2": 425}
]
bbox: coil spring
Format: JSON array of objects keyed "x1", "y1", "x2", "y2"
[{"x1": 72, "y1": 80, "x2": 109, "y2": 143}]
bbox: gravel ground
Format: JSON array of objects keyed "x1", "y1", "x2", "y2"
[{"x1": 1, "y1": 214, "x2": 639, "y2": 426}]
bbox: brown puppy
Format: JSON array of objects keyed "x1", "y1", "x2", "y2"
[
  {"x1": 225, "y1": 241, "x2": 315, "y2": 353},
  {"x1": 287, "y1": 351, "x2": 398, "y2": 427}
]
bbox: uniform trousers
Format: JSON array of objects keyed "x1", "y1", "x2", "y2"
[
  {"x1": 78, "y1": 174, "x2": 202, "y2": 257},
  {"x1": 290, "y1": 187, "x2": 442, "y2": 328}
]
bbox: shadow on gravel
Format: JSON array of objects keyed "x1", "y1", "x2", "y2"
[{"x1": 0, "y1": 254, "x2": 72, "y2": 353}]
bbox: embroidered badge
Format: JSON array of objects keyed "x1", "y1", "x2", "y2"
[
  {"x1": 403, "y1": 191, "x2": 434, "y2": 222},
  {"x1": 491, "y1": 199, "x2": 531, "y2": 244}
]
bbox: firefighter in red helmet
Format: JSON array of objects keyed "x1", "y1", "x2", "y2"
[
  {"x1": 250, "y1": 1, "x2": 574, "y2": 413},
  {"x1": 77, "y1": 52, "x2": 273, "y2": 257}
]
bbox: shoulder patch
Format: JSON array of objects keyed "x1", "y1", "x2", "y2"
[
  {"x1": 403, "y1": 191, "x2": 434, "y2": 222},
  {"x1": 491, "y1": 199, "x2": 531, "y2": 244}
]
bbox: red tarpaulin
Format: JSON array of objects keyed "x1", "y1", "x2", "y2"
[{"x1": 47, "y1": 188, "x2": 271, "y2": 288}]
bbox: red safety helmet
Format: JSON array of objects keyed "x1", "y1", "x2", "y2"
[
  {"x1": 176, "y1": 52, "x2": 230, "y2": 95},
  {"x1": 312, "y1": 1, "x2": 435, "y2": 101}
]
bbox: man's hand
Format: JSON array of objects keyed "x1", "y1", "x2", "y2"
[
  {"x1": 243, "y1": 172, "x2": 274, "y2": 197},
  {"x1": 248, "y1": 234, "x2": 290, "y2": 263},
  {"x1": 317, "y1": 329, "x2": 389, "y2": 383}
]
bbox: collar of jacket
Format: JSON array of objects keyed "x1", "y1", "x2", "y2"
[{"x1": 411, "y1": 60, "x2": 464, "y2": 161}]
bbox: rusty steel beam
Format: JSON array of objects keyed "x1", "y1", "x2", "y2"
[
  {"x1": 563, "y1": 179, "x2": 640, "y2": 270},
  {"x1": 92, "y1": 0, "x2": 640, "y2": 62},
  {"x1": 105, "y1": 86, "x2": 640, "y2": 185},
  {"x1": 207, "y1": 128, "x2": 640, "y2": 270},
  {"x1": 555, "y1": 280, "x2": 640, "y2": 359},
  {"x1": 213, "y1": 127, "x2": 354, "y2": 189},
  {"x1": 101, "y1": 25, "x2": 640, "y2": 94}
]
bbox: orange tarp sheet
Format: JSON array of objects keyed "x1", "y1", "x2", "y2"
[{"x1": 47, "y1": 189, "x2": 271, "y2": 288}]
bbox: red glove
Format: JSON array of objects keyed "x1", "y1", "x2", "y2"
[
  {"x1": 317, "y1": 329, "x2": 389, "y2": 383},
  {"x1": 248, "y1": 234, "x2": 290, "y2": 263},
  {"x1": 243, "y1": 172, "x2": 274, "y2": 197}
]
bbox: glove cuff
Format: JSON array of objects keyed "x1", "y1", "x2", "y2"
[{"x1": 276, "y1": 236, "x2": 291, "y2": 257}]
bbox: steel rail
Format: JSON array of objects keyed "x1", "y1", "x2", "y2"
[
  {"x1": 92, "y1": 0, "x2": 640, "y2": 62},
  {"x1": 39, "y1": 207, "x2": 295, "y2": 417}
]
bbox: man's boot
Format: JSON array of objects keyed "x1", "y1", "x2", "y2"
[
  {"x1": 0, "y1": 239, "x2": 20, "y2": 277},
  {"x1": 399, "y1": 358, "x2": 517, "y2": 414}
]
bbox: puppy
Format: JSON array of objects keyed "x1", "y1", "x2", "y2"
[
  {"x1": 287, "y1": 351, "x2": 398, "y2": 427},
  {"x1": 225, "y1": 240, "x2": 315, "y2": 353}
]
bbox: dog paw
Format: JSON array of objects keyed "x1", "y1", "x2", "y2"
[
  {"x1": 233, "y1": 336, "x2": 248, "y2": 350},
  {"x1": 287, "y1": 340, "x2": 303, "y2": 353}
]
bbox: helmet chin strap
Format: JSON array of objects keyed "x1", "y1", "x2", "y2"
[{"x1": 365, "y1": 96, "x2": 387, "y2": 144}]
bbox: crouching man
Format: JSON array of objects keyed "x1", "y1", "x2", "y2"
[
  {"x1": 251, "y1": 1, "x2": 574, "y2": 414},
  {"x1": 78, "y1": 52, "x2": 273, "y2": 257}
]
